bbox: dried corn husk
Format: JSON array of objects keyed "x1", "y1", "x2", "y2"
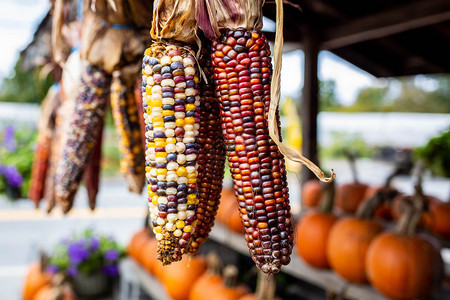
[
  {"x1": 151, "y1": 0, "x2": 197, "y2": 43},
  {"x1": 51, "y1": 0, "x2": 79, "y2": 66},
  {"x1": 195, "y1": 0, "x2": 264, "y2": 40},
  {"x1": 80, "y1": 0, "x2": 152, "y2": 75}
]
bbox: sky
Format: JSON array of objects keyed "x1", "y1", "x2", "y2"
[{"x1": 0, "y1": 0, "x2": 376, "y2": 105}]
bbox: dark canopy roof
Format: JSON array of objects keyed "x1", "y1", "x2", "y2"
[{"x1": 263, "y1": 0, "x2": 450, "y2": 77}]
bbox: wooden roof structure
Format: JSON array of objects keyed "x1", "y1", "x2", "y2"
[
  {"x1": 262, "y1": 0, "x2": 450, "y2": 182},
  {"x1": 263, "y1": 0, "x2": 450, "y2": 77}
]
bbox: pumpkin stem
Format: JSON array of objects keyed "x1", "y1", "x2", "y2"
[
  {"x1": 319, "y1": 180, "x2": 335, "y2": 214},
  {"x1": 397, "y1": 162, "x2": 426, "y2": 235},
  {"x1": 255, "y1": 270, "x2": 276, "y2": 300},
  {"x1": 223, "y1": 265, "x2": 239, "y2": 288},
  {"x1": 407, "y1": 163, "x2": 426, "y2": 235},
  {"x1": 206, "y1": 252, "x2": 223, "y2": 275},
  {"x1": 39, "y1": 249, "x2": 49, "y2": 272},
  {"x1": 346, "y1": 152, "x2": 359, "y2": 184},
  {"x1": 356, "y1": 189, "x2": 398, "y2": 219},
  {"x1": 396, "y1": 197, "x2": 414, "y2": 235}
]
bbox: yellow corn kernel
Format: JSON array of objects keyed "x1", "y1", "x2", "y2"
[
  {"x1": 146, "y1": 86, "x2": 152, "y2": 94},
  {"x1": 166, "y1": 137, "x2": 176, "y2": 144},
  {"x1": 154, "y1": 226, "x2": 162, "y2": 234},
  {"x1": 183, "y1": 225, "x2": 192, "y2": 233},
  {"x1": 175, "y1": 119, "x2": 184, "y2": 127},
  {"x1": 156, "y1": 168, "x2": 167, "y2": 175},
  {"x1": 187, "y1": 178, "x2": 197, "y2": 184},
  {"x1": 155, "y1": 140, "x2": 166, "y2": 148},
  {"x1": 184, "y1": 117, "x2": 195, "y2": 125},
  {"x1": 187, "y1": 172, "x2": 196, "y2": 180},
  {"x1": 155, "y1": 152, "x2": 167, "y2": 157},
  {"x1": 185, "y1": 104, "x2": 196, "y2": 111},
  {"x1": 176, "y1": 167, "x2": 187, "y2": 177},
  {"x1": 152, "y1": 117, "x2": 164, "y2": 123},
  {"x1": 176, "y1": 220, "x2": 185, "y2": 229},
  {"x1": 150, "y1": 99, "x2": 162, "y2": 107},
  {"x1": 163, "y1": 110, "x2": 174, "y2": 116},
  {"x1": 152, "y1": 196, "x2": 158, "y2": 205}
]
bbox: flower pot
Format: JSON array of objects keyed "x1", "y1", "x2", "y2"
[
  {"x1": 5, "y1": 183, "x2": 21, "y2": 200},
  {"x1": 72, "y1": 272, "x2": 114, "y2": 298}
]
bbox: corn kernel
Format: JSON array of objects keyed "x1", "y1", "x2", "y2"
[
  {"x1": 185, "y1": 104, "x2": 196, "y2": 111},
  {"x1": 156, "y1": 168, "x2": 167, "y2": 175},
  {"x1": 183, "y1": 225, "x2": 192, "y2": 233},
  {"x1": 184, "y1": 117, "x2": 195, "y2": 125},
  {"x1": 154, "y1": 226, "x2": 162, "y2": 233},
  {"x1": 175, "y1": 119, "x2": 184, "y2": 127},
  {"x1": 155, "y1": 152, "x2": 167, "y2": 157},
  {"x1": 175, "y1": 220, "x2": 185, "y2": 229},
  {"x1": 173, "y1": 229, "x2": 182, "y2": 237}
]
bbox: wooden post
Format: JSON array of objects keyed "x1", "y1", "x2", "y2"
[{"x1": 301, "y1": 29, "x2": 320, "y2": 185}]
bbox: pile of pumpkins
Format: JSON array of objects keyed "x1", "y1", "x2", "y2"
[
  {"x1": 127, "y1": 229, "x2": 278, "y2": 300},
  {"x1": 297, "y1": 178, "x2": 448, "y2": 300}
]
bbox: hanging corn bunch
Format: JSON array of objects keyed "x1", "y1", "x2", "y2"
[
  {"x1": 55, "y1": 64, "x2": 111, "y2": 213},
  {"x1": 143, "y1": 43, "x2": 201, "y2": 264},
  {"x1": 110, "y1": 72, "x2": 146, "y2": 193},
  {"x1": 29, "y1": 84, "x2": 61, "y2": 208},
  {"x1": 83, "y1": 119, "x2": 104, "y2": 210},
  {"x1": 186, "y1": 44, "x2": 226, "y2": 255},
  {"x1": 210, "y1": 28, "x2": 293, "y2": 274},
  {"x1": 195, "y1": 0, "x2": 334, "y2": 274},
  {"x1": 143, "y1": 0, "x2": 205, "y2": 264}
]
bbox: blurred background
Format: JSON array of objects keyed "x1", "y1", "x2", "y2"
[{"x1": 1, "y1": 0, "x2": 450, "y2": 300}]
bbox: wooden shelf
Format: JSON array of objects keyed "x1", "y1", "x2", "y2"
[
  {"x1": 119, "y1": 258, "x2": 172, "y2": 300},
  {"x1": 209, "y1": 223, "x2": 388, "y2": 300}
]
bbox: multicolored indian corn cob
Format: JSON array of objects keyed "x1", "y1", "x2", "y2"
[
  {"x1": 83, "y1": 120, "x2": 103, "y2": 211},
  {"x1": 211, "y1": 28, "x2": 293, "y2": 274},
  {"x1": 110, "y1": 73, "x2": 145, "y2": 194},
  {"x1": 29, "y1": 133, "x2": 51, "y2": 208},
  {"x1": 186, "y1": 46, "x2": 226, "y2": 255},
  {"x1": 55, "y1": 64, "x2": 111, "y2": 214},
  {"x1": 142, "y1": 42, "x2": 201, "y2": 264}
]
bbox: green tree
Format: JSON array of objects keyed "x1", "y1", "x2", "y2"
[
  {"x1": 319, "y1": 79, "x2": 340, "y2": 111},
  {"x1": 0, "y1": 59, "x2": 54, "y2": 104},
  {"x1": 352, "y1": 86, "x2": 388, "y2": 112}
]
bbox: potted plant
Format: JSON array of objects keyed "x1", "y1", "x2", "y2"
[{"x1": 46, "y1": 228, "x2": 125, "y2": 298}]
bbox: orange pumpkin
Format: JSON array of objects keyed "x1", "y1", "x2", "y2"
[
  {"x1": 216, "y1": 187, "x2": 243, "y2": 233},
  {"x1": 427, "y1": 201, "x2": 450, "y2": 237},
  {"x1": 127, "y1": 228, "x2": 150, "y2": 263},
  {"x1": 32, "y1": 284, "x2": 53, "y2": 300},
  {"x1": 140, "y1": 237, "x2": 158, "y2": 274},
  {"x1": 327, "y1": 218, "x2": 383, "y2": 283},
  {"x1": 334, "y1": 182, "x2": 369, "y2": 213},
  {"x1": 366, "y1": 233, "x2": 443, "y2": 299},
  {"x1": 23, "y1": 263, "x2": 52, "y2": 300},
  {"x1": 301, "y1": 180, "x2": 323, "y2": 207},
  {"x1": 189, "y1": 253, "x2": 224, "y2": 300},
  {"x1": 296, "y1": 212, "x2": 337, "y2": 268},
  {"x1": 207, "y1": 265, "x2": 249, "y2": 300},
  {"x1": 363, "y1": 186, "x2": 394, "y2": 220},
  {"x1": 161, "y1": 255, "x2": 208, "y2": 300}
]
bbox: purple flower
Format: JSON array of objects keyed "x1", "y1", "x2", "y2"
[
  {"x1": 68, "y1": 241, "x2": 89, "y2": 264},
  {"x1": 0, "y1": 165, "x2": 23, "y2": 188},
  {"x1": 102, "y1": 265, "x2": 119, "y2": 277},
  {"x1": 104, "y1": 249, "x2": 119, "y2": 261},
  {"x1": 67, "y1": 265, "x2": 78, "y2": 277},
  {"x1": 90, "y1": 237, "x2": 100, "y2": 251},
  {"x1": 2, "y1": 125, "x2": 16, "y2": 152},
  {"x1": 46, "y1": 265, "x2": 60, "y2": 274}
]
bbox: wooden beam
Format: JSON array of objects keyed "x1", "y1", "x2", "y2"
[
  {"x1": 322, "y1": 0, "x2": 450, "y2": 49},
  {"x1": 301, "y1": 28, "x2": 319, "y2": 184}
]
